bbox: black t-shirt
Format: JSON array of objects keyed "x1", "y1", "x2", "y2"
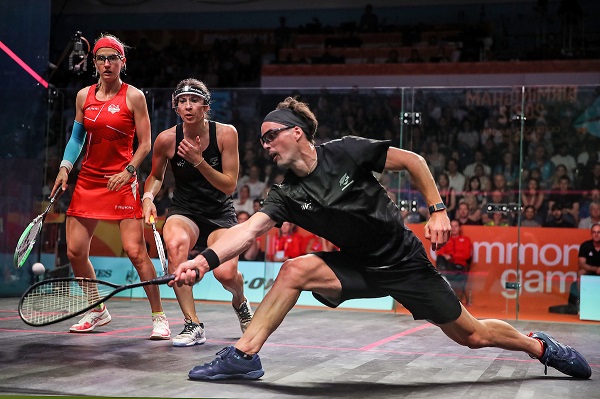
[
  {"x1": 260, "y1": 136, "x2": 409, "y2": 268},
  {"x1": 578, "y1": 240, "x2": 600, "y2": 274},
  {"x1": 170, "y1": 122, "x2": 236, "y2": 224}
]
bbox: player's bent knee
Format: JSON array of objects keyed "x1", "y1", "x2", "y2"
[{"x1": 278, "y1": 258, "x2": 312, "y2": 289}]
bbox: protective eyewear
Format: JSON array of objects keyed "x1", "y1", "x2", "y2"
[
  {"x1": 95, "y1": 54, "x2": 123, "y2": 64},
  {"x1": 260, "y1": 126, "x2": 294, "y2": 145}
]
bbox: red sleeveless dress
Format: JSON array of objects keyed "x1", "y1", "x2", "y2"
[{"x1": 67, "y1": 83, "x2": 142, "y2": 220}]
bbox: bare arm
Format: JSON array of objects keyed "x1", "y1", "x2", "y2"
[
  {"x1": 53, "y1": 88, "x2": 87, "y2": 194},
  {"x1": 384, "y1": 147, "x2": 450, "y2": 249},
  {"x1": 579, "y1": 256, "x2": 600, "y2": 275},
  {"x1": 142, "y1": 129, "x2": 173, "y2": 223},
  {"x1": 171, "y1": 212, "x2": 277, "y2": 285}
]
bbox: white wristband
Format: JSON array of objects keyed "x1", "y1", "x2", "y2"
[
  {"x1": 60, "y1": 160, "x2": 73, "y2": 173},
  {"x1": 142, "y1": 192, "x2": 154, "y2": 202}
]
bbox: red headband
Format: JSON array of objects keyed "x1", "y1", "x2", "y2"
[{"x1": 93, "y1": 37, "x2": 124, "y2": 56}]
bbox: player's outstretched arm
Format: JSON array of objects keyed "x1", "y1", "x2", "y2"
[{"x1": 171, "y1": 212, "x2": 276, "y2": 286}]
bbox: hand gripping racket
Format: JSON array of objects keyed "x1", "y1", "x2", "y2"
[
  {"x1": 149, "y1": 215, "x2": 168, "y2": 275},
  {"x1": 19, "y1": 273, "x2": 180, "y2": 326},
  {"x1": 14, "y1": 189, "x2": 63, "y2": 268}
]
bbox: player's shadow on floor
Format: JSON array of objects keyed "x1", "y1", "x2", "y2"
[{"x1": 248, "y1": 377, "x2": 569, "y2": 397}]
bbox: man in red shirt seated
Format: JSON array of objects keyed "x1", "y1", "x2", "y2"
[{"x1": 436, "y1": 219, "x2": 472, "y2": 303}]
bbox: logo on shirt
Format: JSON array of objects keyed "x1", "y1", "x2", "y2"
[
  {"x1": 301, "y1": 200, "x2": 313, "y2": 211},
  {"x1": 339, "y1": 173, "x2": 354, "y2": 191},
  {"x1": 208, "y1": 157, "x2": 219, "y2": 167},
  {"x1": 108, "y1": 104, "x2": 120, "y2": 114},
  {"x1": 177, "y1": 159, "x2": 186, "y2": 167}
]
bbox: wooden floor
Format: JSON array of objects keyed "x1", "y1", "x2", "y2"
[{"x1": 0, "y1": 297, "x2": 598, "y2": 399}]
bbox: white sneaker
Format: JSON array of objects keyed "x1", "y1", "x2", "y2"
[
  {"x1": 150, "y1": 314, "x2": 171, "y2": 340},
  {"x1": 172, "y1": 321, "x2": 206, "y2": 347},
  {"x1": 69, "y1": 305, "x2": 111, "y2": 333},
  {"x1": 233, "y1": 299, "x2": 253, "y2": 333}
]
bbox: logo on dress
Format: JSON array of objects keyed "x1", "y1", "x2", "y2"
[
  {"x1": 108, "y1": 104, "x2": 120, "y2": 114},
  {"x1": 339, "y1": 173, "x2": 354, "y2": 191},
  {"x1": 177, "y1": 159, "x2": 186, "y2": 167}
]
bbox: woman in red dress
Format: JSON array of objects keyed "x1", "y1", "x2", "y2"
[{"x1": 51, "y1": 34, "x2": 169, "y2": 338}]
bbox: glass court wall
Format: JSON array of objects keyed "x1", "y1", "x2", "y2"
[{"x1": 4, "y1": 84, "x2": 598, "y2": 323}]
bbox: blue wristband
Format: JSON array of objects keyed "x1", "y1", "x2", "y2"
[{"x1": 61, "y1": 121, "x2": 87, "y2": 172}]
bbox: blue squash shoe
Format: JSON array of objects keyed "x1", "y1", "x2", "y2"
[
  {"x1": 188, "y1": 346, "x2": 265, "y2": 380},
  {"x1": 529, "y1": 331, "x2": 591, "y2": 379}
]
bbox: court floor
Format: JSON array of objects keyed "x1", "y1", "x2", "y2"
[{"x1": 0, "y1": 297, "x2": 598, "y2": 399}]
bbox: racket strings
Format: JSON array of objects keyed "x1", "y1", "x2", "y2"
[
  {"x1": 16, "y1": 222, "x2": 43, "y2": 264},
  {"x1": 20, "y1": 279, "x2": 113, "y2": 325}
]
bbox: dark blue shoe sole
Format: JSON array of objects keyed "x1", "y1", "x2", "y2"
[{"x1": 188, "y1": 369, "x2": 265, "y2": 380}]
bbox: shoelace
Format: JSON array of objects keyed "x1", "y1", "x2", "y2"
[
  {"x1": 236, "y1": 303, "x2": 252, "y2": 323},
  {"x1": 180, "y1": 322, "x2": 200, "y2": 335}
]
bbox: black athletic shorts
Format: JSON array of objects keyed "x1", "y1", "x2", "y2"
[
  {"x1": 312, "y1": 230, "x2": 462, "y2": 324},
  {"x1": 167, "y1": 206, "x2": 237, "y2": 249}
]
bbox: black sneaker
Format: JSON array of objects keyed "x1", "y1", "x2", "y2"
[
  {"x1": 529, "y1": 331, "x2": 592, "y2": 379},
  {"x1": 188, "y1": 346, "x2": 265, "y2": 380}
]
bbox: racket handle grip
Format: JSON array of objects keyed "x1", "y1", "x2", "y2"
[
  {"x1": 149, "y1": 215, "x2": 155, "y2": 224},
  {"x1": 153, "y1": 269, "x2": 198, "y2": 283}
]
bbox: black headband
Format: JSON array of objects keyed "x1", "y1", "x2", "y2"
[{"x1": 263, "y1": 108, "x2": 310, "y2": 136}]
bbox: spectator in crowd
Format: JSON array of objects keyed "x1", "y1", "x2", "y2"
[
  {"x1": 521, "y1": 205, "x2": 542, "y2": 227},
  {"x1": 446, "y1": 158, "x2": 466, "y2": 196},
  {"x1": 233, "y1": 184, "x2": 255, "y2": 215},
  {"x1": 543, "y1": 204, "x2": 576, "y2": 228},
  {"x1": 455, "y1": 201, "x2": 482, "y2": 225},
  {"x1": 462, "y1": 149, "x2": 491, "y2": 179},
  {"x1": 493, "y1": 152, "x2": 519, "y2": 190},
  {"x1": 579, "y1": 189, "x2": 600, "y2": 220},
  {"x1": 579, "y1": 201, "x2": 600, "y2": 229},
  {"x1": 464, "y1": 176, "x2": 486, "y2": 207},
  {"x1": 547, "y1": 175, "x2": 580, "y2": 225},
  {"x1": 436, "y1": 220, "x2": 472, "y2": 270},
  {"x1": 580, "y1": 162, "x2": 600, "y2": 192},
  {"x1": 424, "y1": 141, "x2": 446, "y2": 178},
  {"x1": 481, "y1": 189, "x2": 504, "y2": 225},
  {"x1": 238, "y1": 164, "x2": 267, "y2": 200},
  {"x1": 527, "y1": 145, "x2": 554, "y2": 185},
  {"x1": 437, "y1": 172, "x2": 456, "y2": 220},
  {"x1": 455, "y1": 119, "x2": 479, "y2": 161},
  {"x1": 485, "y1": 211, "x2": 510, "y2": 227},
  {"x1": 549, "y1": 164, "x2": 569, "y2": 190},
  {"x1": 491, "y1": 173, "x2": 513, "y2": 203},
  {"x1": 305, "y1": 233, "x2": 337, "y2": 254},
  {"x1": 270, "y1": 221, "x2": 305, "y2": 262},
  {"x1": 359, "y1": 4, "x2": 379, "y2": 32},
  {"x1": 578, "y1": 223, "x2": 600, "y2": 278},
  {"x1": 550, "y1": 143, "x2": 577, "y2": 181},
  {"x1": 462, "y1": 193, "x2": 482, "y2": 225},
  {"x1": 576, "y1": 140, "x2": 600, "y2": 170},
  {"x1": 472, "y1": 163, "x2": 492, "y2": 192},
  {"x1": 436, "y1": 219, "x2": 472, "y2": 303},
  {"x1": 236, "y1": 211, "x2": 263, "y2": 261},
  {"x1": 521, "y1": 177, "x2": 545, "y2": 216}
]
